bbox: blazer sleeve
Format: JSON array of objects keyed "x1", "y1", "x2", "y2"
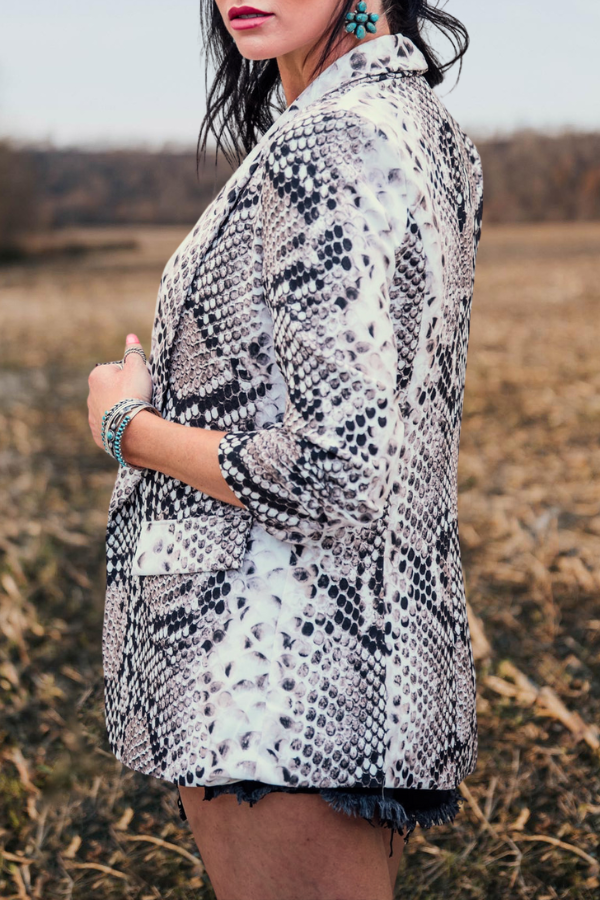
[{"x1": 217, "y1": 112, "x2": 407, "y2": 544}]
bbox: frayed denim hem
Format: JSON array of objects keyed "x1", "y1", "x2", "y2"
[
  {"x1": 176, "y1": 781, "x2": 465, "y2": 859},
  {"x1": 319, "y1": 787, "x2": 464, "y2": 855}
]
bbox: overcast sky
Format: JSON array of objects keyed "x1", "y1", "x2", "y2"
[{"x1": 1, "y1": 0, "x2": 598, "y2": 148}]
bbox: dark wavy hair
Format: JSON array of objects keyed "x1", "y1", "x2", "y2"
[{"x1": 198, "y1": 1, "x2": 469, "y2": 166}]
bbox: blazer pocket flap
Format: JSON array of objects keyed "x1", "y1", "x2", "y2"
[{"x1": 131, "y1": 510, "x2": 252, "y2": 576}]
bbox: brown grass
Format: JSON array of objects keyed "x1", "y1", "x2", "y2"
[{"x1": 0, "y1": 222, "x2": 599, "y2": 898}]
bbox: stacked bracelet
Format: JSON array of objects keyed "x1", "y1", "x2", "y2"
[
  {"x1": 101, "y1": 399, "x2": 141, "y2": 454},
  {"x1": 101, "y1": 398, "x2": 161, "y2": 469}
]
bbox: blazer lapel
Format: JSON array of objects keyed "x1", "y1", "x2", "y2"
[
  {"x1": 149, "y1": 149, "x2": 265, "y2": 415},
  {"x1": 149, "y1": 96, "x2": 308, "y2": 416}
]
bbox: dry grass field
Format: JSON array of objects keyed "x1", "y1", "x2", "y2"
[{"x1": 0, "y1": 222, "x2": 599, "y2": 899}]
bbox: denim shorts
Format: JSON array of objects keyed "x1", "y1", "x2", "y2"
[{"x1": 176, "y1": 780, "x2": 464, "y2": 857}]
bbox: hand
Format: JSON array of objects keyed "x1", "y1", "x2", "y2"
[{"x1": 87, "y1": 333, "x2": 154, "y2": 451}]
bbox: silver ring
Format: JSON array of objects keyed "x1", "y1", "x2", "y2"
[{"x1": 123, "y1": 347, "x2": 147, "y2": 363}]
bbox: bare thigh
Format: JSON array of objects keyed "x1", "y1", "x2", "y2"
[{"x1": 178, "y1": 786, "x2": 407, "y2": 900}]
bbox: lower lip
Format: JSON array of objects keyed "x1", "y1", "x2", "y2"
[{"x1": 230, "y1": 14, "x2": 274, "y2": 30}]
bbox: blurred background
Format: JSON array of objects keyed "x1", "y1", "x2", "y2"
[{"x1": 1, "y1": 2, "x2": 599, "y2": 898}]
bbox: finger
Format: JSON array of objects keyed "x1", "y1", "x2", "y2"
[
  {"x1": 124, "y1": 332, "x2": 143, "y2": 352},
  {"x1": 123, "y1": 332, "x2": 147, "y2": 365}
]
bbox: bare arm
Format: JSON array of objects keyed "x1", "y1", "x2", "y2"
[{"x1": 121, "y1": 408, "x2": 245, "y2": 508}]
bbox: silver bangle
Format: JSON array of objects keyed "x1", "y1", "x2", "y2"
[
  {"x1": 101, "y1": 399, "x2": 160, "y2": 468},
  {"x1": 101, "y1": 398, "x2": 144, "y2": 453},
  {"x1": 113, "y1": 403, "x2": 161, "y2": 470}
]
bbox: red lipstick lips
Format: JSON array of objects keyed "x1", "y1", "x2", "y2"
[{"x1": 229, "y1": 5, "x2": 274, "y2": 30}]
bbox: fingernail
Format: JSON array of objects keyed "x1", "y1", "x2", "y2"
[{"x1": 126, "y1": 333, "x2": 140, "y2": 345}]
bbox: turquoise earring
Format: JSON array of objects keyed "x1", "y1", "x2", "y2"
[{"x1": 345, "y1": 1, "x2": 379, "y2": 40}]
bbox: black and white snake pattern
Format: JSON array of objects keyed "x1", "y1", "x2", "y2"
[{"x1": 103, "y1": 33, "x2": 484, "y2": 794}]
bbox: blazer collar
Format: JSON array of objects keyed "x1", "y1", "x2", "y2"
[
  {"x1": 181, "y1": 33, "x2": 429, "y2": 261},
  {"x1": 233, "y1": 33, "x2": 428, "y2": 183},
  {"x1": 223, "y1": 34, "x2": 428, "y2": 220},
  {"x1": 286, "y1": 32, "x2": 429, "y2": 115},
  {"x1": 224, "y1": 33, "x2": 429, "y2": 240}
]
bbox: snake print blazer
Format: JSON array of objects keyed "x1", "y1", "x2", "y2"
[{"x1": 103, "y1": 33, "x2": 484, "y2": 791}]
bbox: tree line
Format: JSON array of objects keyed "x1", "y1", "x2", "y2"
[{"x1": 1, "y1": 131, "x2": 599, "y2": 255}]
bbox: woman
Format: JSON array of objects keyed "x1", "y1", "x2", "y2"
[{"x1": 87, "y1": 1, "x2": 483, "y2": 897}]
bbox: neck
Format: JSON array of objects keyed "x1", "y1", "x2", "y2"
[{"x1": 276, "y1": 10, "x2": 391, "y2": 106}]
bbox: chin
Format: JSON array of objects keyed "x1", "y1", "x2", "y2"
[
  {"x1": 232, "y1": 40, "x2": 278, "y2": 61},
  {"x1": 230, "y1": 28, "x2": 318, "y2": 61}
]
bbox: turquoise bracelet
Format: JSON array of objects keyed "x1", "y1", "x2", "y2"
[
  {"x1": 101, "y1": 399, "x2": 141, "y2": 453},
  {"x1": 100, "y1": 399, "x2": 160, "y2": 468},
  {"x1": 113, "y1": 415, "x2": 131, "y2": 467}
]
